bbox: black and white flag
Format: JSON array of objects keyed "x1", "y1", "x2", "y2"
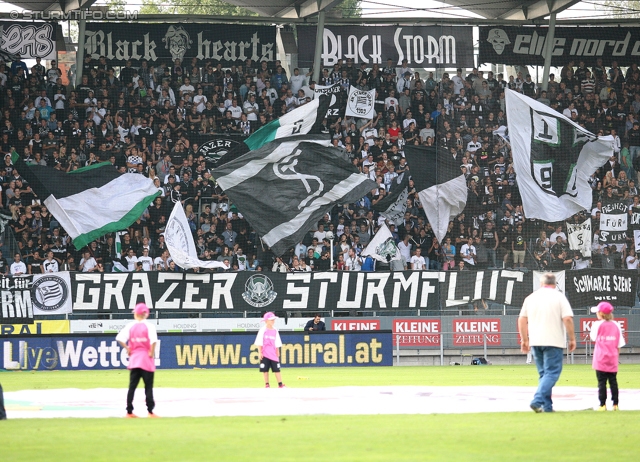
[
  {"x1": 600, "y1": 202, "x2": 628, "y2": 244},
  {"x1": 315, "y1": 83, "x2": 343, "y2": 118},
  {"x1": 567, "y1": 218, "x2": 592, "y2": 257},
  {"x1": 345, "y1": 86, "x2": 376, "y2": 119},
  {"x1": 361, "y1": 223, "x2": 402, "y2": 263},
  {"x1": 372, "y1": 172, "x2": 409, "y2": 225},
  {"x1": 214, "y1": 136, "x2": 378, "y2": 256},
  {"x1": 506, "y1": 89, "x2": 613, "y2": 222},
  {"x1": 404, "y1": 145, "x2": 467, "y2": 243}
]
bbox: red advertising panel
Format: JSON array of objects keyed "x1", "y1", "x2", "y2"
[
  {"x1": 580, "y1": 317, "x2": 627, "y2": 344},
  {"x1": 392, "y1": 319, "x2": 441, "y2": 347},
  {"x1": 332, "y1": 319, "x2": 381, "y2": 331},
  {"x1": 453, "y1": 318, "x2": 501, "y2": 346}
]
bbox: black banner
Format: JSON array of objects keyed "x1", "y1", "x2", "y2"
[
  {"x1": 0, "y1": 276, "x2": 34, "y2": 324},
  {"x1": 566, "y1": 269, "x2": 637, "y2": 307},
  {"x1": 196, "y1": 136, "x2": 242, "y2": 167},
  {"x1": 83, "y1": 23, "x2": 276, "y2": 66},
  {"x1": 0, "y1": 21, "x2": 57, "y2": 60},
  {"x1": 314, "y1": 83, "x2": 343, "y2": 118},
  {"x1": 298, "y1": 25, "x2": 474, "y2": 69},
  {"x1": 480, "y1": 26, "x2": 640, "y2": 67},
  {"x1": 70, "y1": 269, "x2": 534, "y2": 313}
]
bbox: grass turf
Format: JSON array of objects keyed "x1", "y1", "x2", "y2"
[{"x1": 1, "y1": 365, "x2": 639, "y2": 461}]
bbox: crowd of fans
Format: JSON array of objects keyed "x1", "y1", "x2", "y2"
[{"x1": 0, "y1": 49, "x2": 638, "y2": 275}]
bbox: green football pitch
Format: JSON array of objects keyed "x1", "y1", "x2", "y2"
[{"x1": 1, "y1": 365, "x2": 639, "y2": 462}]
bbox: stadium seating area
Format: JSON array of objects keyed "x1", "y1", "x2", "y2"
[{"x1": 0, "y1": 52, "x2": 636, "y2": 274}]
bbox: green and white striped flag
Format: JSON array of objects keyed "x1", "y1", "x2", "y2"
[
  {"x1": 13, "y1": 155, "x2": 160, "y2": 250},
  {"x1": 215, "y1": 95, "x2": 330, "y2": 167}
]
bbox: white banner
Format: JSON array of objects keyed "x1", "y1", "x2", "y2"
[
  {"x1": 634, "y1": 230, "x2": 640, "y2": 252},
  {"x1": 600, "y1": 202, "x2": 628, "y2": 244},
  {"x1": 165, "y1": 202, "x2": 228, "y2": 270},
  {"x1": 567, "y1": 218, "x2": 592, "y2": 257},
  {"x1": 32, "y1": 271, "x2": 73, "y2": 315},
  {"x1": 345, "y1": 86, "x2": 376, "y2": 119},
  {"x1": 532, "y1": 270, "x2": 566, "y2": 293}
]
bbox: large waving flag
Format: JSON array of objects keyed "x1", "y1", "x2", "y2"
[
  {"x1": 361, "y1": 223, "x2": 402, "y2": 263},
  {"x1": 404, "y1": 145, "x2": 468, "y2": 244},
  {"x1": 165, "y1": 202, "x2": 229, "y2": 270},
  {"x1": 372, "y1": 172, "x2": 409, "y2": 225},
  {"x1": 506, "y1": 89, "x2": 613, "y2": 222},
  {"x1": 214, "y1": 135, "x2": 378, "y2": 256},
  {"x1": 13, "y1": 156, "x2": 160, "y2": 249},
  {"x1": 215, "y1": 95, "x2": 330, "y2": 167}
]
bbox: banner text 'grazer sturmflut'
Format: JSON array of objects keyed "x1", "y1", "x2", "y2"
[
  {"x1": 83, "y1": 23, "x2": 276, "y2": 66},
  {"x1": 0, "y1": 331, "x2": 392, "y2": 370},
  {"x1": 70, "y1": 270, "x2": 532, "y2": 313},
  {"x1": 297, "y1": 25, "x2": 474, "y2": 68}
]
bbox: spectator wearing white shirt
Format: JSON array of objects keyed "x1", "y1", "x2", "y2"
[
  {"x1": 289, "y1": 68, "x2": 307, "y2": 95},
  {"x1": 344, "y1": 248, "x2": 362, "y2": 271},
  {"x1": 79, "y1": 250, "x2": 98, "y2": 272},
  {"x1": 10, "y1": 253, "x2": 27, "y2": 276},
  {"x1": 410, "y1": 248, "x2": 427, "y2": 270},
  {"x1": 125, "y1": 248, "x2": 139, "y2": 272},
  {"x1": 460, "y1": 238, "x2": 476, "y2": 266},
  {"x1": 138, "y1": 248, "x2": 154, "y2": 271},
  {"x1": 43, "y1": 251, "x2": 59, "y2": 273},
  {"x1": 398, "y1": 235, "x2": 412, "y2": 263}
]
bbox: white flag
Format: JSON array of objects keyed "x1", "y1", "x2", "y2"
[
  {"x1": 165, "y1": 202, "x2": 229, "y2": 270},
  {"x1": 634, "y1": 230, "x2": 640, "y2": 252},
  {"x1": 506, "y1": 89, "x2": 613, "y2": 222},
  {"x1": 361, "y1": 223, "x2": 402, "y2": 263},
  {"x1": 345, "y1": 86, "x2": 376, "y2": 120},
  {"x1": 566, "y1": 218, "x2": 592, "y2": 257}
]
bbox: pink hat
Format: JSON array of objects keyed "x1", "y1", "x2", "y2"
[
  {"x1": 262, "y1": 312, "x2": 277, "y2": 321},
  {"x1": 591, "y1": 302, "x2": 614, "y2": 315},
  {"x1": 134, "y1": 303, "x2": 150, "y2": 315}
]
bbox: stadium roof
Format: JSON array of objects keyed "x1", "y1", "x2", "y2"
[
  {"x1": 3, "y1": 0, "x2": 581, "y2": 20},
  {"x1": 3, "y1": 0, "x2": 97, "y2": 13}
]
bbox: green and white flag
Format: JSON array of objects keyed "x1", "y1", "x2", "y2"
[
  {"x1": 13, "y1": 156, "x2": 160, "y2": 250},
  {"x1": 215, "y1": 95, "x2": 330, "y2": 167}
]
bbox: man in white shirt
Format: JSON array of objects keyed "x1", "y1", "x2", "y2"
[
  {"x1": 154, "y1": 250, "x2": 171, "y2": 271},
  {"x1": 549, "y1": 226, "x2": 567, "y2": 244},
  {"x1": 344, "y1": 248, "x2": 362, "y2": 271},
  {"x1": 138, "y1": 248, "x2": 154, "y2": 271},
  {"x1": 79, "y1": 250, "x2": 98, "y2": 272},
  {"x1": 460, "y1": 237, "x2": 476, "y2": 266},
  {"x1": 384, "y1": 90, "x2": 399, "y2": 112},
  {"x1": 43, "y1": 250, "x2": 59, "y2": 273},
  {"x1": 451, "y1": 68, "x2": 465, "y2": 95},
  {"x1": 466, "y1": 135, "x2": 482, "y2": 154},
  {"x1": 10, "y1": 253, "x2": 27, "y2": 276},
  {"x1": 410, "y1": 248, "x2": 427, "y2": 270},
  {"x1": 243, "y1": 94, "x2": 259, "y2": 122},
  {"x1": 289, "y1": 68, "x2": 306, "y2": 95},
  {"x1": 125, "y1": 248, "x2": 139, "y2": 272},
  {"x1": 228, "y1": 99, "x2": 243, "y2": 120},
  {"x1": 179, "y1": 77, "x2": 195, "y2": 99},
  {"x1": 398, "y1": 235, "x2": 412, "y2": 263}
]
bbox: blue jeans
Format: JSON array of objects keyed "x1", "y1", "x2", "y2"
[{"x1": 531, "y1": 346, "x2": 564, "y2": 412}]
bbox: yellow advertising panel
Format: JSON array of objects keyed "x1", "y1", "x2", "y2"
[{"x1": 0, "y1": 320, "x2": 70, "y2": 336}]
